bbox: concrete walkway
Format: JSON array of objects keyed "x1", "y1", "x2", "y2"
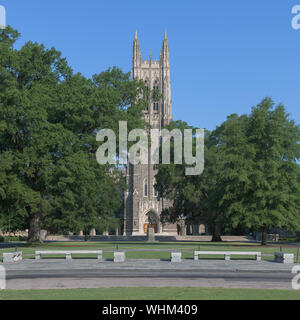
[
  {"x1": 1, "y1": 259, "x2": 299, "y2": 290},
  {"x1": 2, "y1": 258, "x2": 297, "y2": 271}
]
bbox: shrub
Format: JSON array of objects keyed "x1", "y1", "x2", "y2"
[{"x1": 0, "y1": 236, "x2": 27, "y2": 242}]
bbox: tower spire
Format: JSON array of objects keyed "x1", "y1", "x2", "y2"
[
  {"x1": 160, "y1": 30, "x2": 169, "y2": 68},
  {"x1": 132, "y1": 30, "x2": 142, "y2": 75}
]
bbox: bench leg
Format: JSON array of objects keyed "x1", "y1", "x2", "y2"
[
  {"x1": 66, "y1": 254, "x2": 72, "y2": 260},
  {"x1": 225, "y1": 254, "x2": 230, "y2": 261},
  {"x1": 256, "y1": 255, "x2": 261, "y2": 261},
  {"x1": 14, "y1": 253, "x2": 22, "y2": 262}
]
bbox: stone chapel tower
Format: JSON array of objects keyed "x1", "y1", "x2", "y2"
[{"x1": 123, "y1": 31, "x2": 177, "y2": 235}]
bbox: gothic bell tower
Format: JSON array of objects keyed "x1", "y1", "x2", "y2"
[
  {"x1": 132, "y1": 30, "x2": 173, "y2": 128},
  {"x1": 123, "y1": 31, "x2": 177, "y2": 236}
]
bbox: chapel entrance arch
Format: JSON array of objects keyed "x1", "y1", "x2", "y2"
[{"x1": 143, "y1": 210, "x2": 159, "y2": 234}]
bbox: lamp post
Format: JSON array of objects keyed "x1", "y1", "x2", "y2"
[{"x1": 8, "y1": 218, "x2": 11, "y2": 242}]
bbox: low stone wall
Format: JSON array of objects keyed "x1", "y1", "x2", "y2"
[
  {"x1": 45, "y1": 235, "x2": 253, "y2": 242},
  {"x1": 0, "y1": 230, "x2": 28, "y2": 237}
]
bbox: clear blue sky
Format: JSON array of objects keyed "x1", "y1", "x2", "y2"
[{"x1": 2, "y1": 0, "x2": 300, "y2": 130}]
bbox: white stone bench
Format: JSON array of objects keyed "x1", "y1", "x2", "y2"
[
  {"x1": 35, "y1": 250, "x2": 102, "y2": 260},
  {"x1": 274, "y1": 252, "x2": 294, "y2": 264},
  {"x1": 194, "y1": 251, "x2": 261, "y2": 261},
  {"x1": 3, "y1": 252, "x2": 22, "y2": 263}
]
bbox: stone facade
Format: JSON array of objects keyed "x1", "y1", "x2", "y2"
[{"x1": 123, "y1": 31, "x2": 177, "y2": 235}]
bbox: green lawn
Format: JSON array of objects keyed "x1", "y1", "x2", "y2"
[
  {"x1": 0, "y1": 287, "x2": 300, "y2": 300},
  {"x1": 1, "y1": 241, "x2": 299, "y2": 262}
]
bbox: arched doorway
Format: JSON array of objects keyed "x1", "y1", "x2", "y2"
[{"x1": 144, "y1": 211, "x2": 159, "y2": 234}]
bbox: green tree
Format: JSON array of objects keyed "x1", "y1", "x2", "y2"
[
  {"x1": 0, "y1": 26, "x2": 74, "y2": 242},
  {"x1": 154, "y1": 121, "x2": 206, "y2": 235},
  {"x1": 155, "y1": 120, "x2": 227, "y2": 241},
  {"x1": 219, "y1": 98, "x2": 300, "y2": 245},
  {"x1": 0, "y1": 27, "x2": 148, "y2": 242},
  {"x1": 156, "y1": 98, "x2": 300, "y2": 245},
  {"x1": 44, "y1": 153, "x2": 124, "y2": 240},
  {"x1": 43, "y1": 67, "x2": 147, "y2": 240}
]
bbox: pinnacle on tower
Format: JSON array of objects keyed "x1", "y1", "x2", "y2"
[
  {"x1": 160, "y1": 30, "x2": 169, "y2": 67},
  {"x1": 133, "y1": 30, "x2": 142, "y2": 69}
]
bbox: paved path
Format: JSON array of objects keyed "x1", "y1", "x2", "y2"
[{"x1": 2, "y1": 259, "x2": 298, "y2": 290}]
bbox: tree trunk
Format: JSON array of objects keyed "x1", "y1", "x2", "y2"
[
  {"x1": 261, "y1": 225, "x2": 268, "y2": 246},
  {"x1": 211, "y1": 222, "x2": 222, "y2": 242},
  {"x1": 84, "y1": 233, "x2": 89, "y2": 242},
  {"x1": 28, "y1": 210, "x2": 42, "y2": 243}
]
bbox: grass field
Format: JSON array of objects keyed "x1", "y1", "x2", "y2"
[
  {"x1": 0, "y1": 287, "x2": 300, "y2": 300},
  {"x1": 1, "y1": 241, "x2": 300, "y2": 262}
]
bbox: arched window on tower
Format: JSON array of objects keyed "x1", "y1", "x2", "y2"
[
  {"x1": 144, "y1": 179, "x2": 148, "y2": 197},
  {"x1": 153, "y1": 79, "x2": 159, "y2": 91},
  {"x1": 144, "y1": 80, "x2": 149, "y2": 111},
  {"x1": 153, "y1": 179, "x2": 159, "y2": 197},
  {"x1": 153, "y1": 102, "x2": 159, "y2": 112},
  {"x1": 152, "y1": 79, "x2": 160, "y2": 112}
]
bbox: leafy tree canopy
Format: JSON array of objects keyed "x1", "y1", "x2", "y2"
[
  {"x1": 155, "y1": 98, "x2": 300, "y2": 244},
  {"x1": 0, "y1": 26, "x2": 148, "y2": 242}
]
